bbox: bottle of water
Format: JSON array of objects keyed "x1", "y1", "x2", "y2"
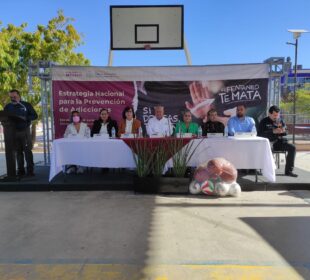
[
  {"x1": 178, "y1": 120, "x2": 181, "y2": 137},
  {"x1": 224, "y1": 126, "x2": 228, "y2": 137},
  {"x1": 138, "y1": 127, "x2": 143, "y2": 138},
  {"x1": 111, "y1": 127, "x2": 116, "y2": 138},
  {"x1": 198, "y1": 126, "x2": 202, "y2": 138},
  {"x1": 251, "y1": 125, "x2": 257, "y2": 136}
]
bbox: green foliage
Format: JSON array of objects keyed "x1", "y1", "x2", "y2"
[
  {"x1": 168, "y1": 138, "x2": 205, "y2": 177},
  {"x1": 131, "y1": 140, "x2": 155, "y2": 177},
  {"x1": 130, "y1": 139, "x2": 168, "y2": 178},
  {"x1": 0, "y1": 10, "x2": 90, "y2": 111},
  {"x1": 280, "y1": 84, "x2": 310, "y2": 117},
  {"x1": 130, "y1": 138, "x2": 205, "y2": 179},
  {"x1": 152, "y1": 141, "x2": 169, "y2": 177}
]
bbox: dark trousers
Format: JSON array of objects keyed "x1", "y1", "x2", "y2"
[
  {"x1": 15, "y1": 127, "x2": 34, "y2": 173},
  {"x1": 3, "y1": 124, "x2": 17, "y2": 177},
  {"x1": 273, "y1": 140, "x2": 296, "y2": 173}
]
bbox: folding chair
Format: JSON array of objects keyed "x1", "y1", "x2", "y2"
[{"x1": 272, "y1": 150, "x2": 287, "y2": 169}]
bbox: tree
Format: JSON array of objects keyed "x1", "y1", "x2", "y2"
[
  {"x1": 280, "y1": 84, "x2": 310, "y2": 120},
  {"x1": 0, "y1": 10, "x2": 90, "y2": 141}
]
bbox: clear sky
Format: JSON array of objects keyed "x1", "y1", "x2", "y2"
[{"x1": 1, "y1": 0, "x2": 310, "y2": 68}]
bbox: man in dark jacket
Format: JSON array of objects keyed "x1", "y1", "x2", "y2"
[
  {"x1": 258, "y1": 105, "x2": 297, "y2": 177},
  {"x1": 4, "y1": 89, "x2": 38, "y2": 176},
  {"x1": 202, "y1": 109, "x2": 225, "y2": 136}
]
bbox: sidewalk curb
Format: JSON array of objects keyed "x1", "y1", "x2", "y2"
[{"x1": 0, "y1": 182, "x2": 309, "y2": 192}]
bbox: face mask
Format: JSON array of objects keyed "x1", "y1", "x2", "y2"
[{"x1": 73, "y1": 116, "x2": 80, "y2": 123}]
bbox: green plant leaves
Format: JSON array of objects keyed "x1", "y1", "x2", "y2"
[
  {"x1": 0, "y1": 10, "x2": 90, "y2": 111},
  {"x1": 129, "y1": 138, "x2": 206, "y2": 178}
]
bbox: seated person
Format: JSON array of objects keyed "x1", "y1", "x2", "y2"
[
  {"x1": 91, "y1": 108, "x2": 118, "y2": 137},
  {"x1": 227, "y1": 104, "x2": 256, "y2": 136},
  {"x1": 174, "y1": 110, "x2": 199, "y2": 136},
  {"x1": 146, "y1": 105, "x2": 173, "y2": 137},
  {"x1": 258, "y1": 105, "x2": 297, "y2": 177},
  {"x1": 202, "y1": 109, "x2": 225, "y2": 136},
  {"x1": 118, "y1": 106, "x2": 142, "y2": 137},
  {"x1": 64, "y1": 110, "x2": 90, "y2": 174},
  {"x1": 64, "y1": 110, "x2": 90, "y2": 138}
]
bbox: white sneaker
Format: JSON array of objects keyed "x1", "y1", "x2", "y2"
[
  {"x1": 66, "y1": 166, "x2": 76, "y2": 174},
  {"x1": 76, "y1": 167, "x2": 84, "y2": 174}
]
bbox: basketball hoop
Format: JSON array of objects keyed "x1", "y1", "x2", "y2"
[{"x1": 110, "y1": 6, "x2": 183, "y2": 50}]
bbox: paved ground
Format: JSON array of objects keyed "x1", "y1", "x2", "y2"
[
  {"x1": 0, "y1": 150, "x2": 310, "y2": 279},
  {"x1": 0, "y1": 190, "x2": 310, "y2": 279},
  {"x1": 295, "y1": 151, "x2": 310, "y2": 172}
]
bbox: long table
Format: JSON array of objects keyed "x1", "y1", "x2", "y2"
[{"x1": 49, "y1": 137, "x2": 276, "y2": 182}]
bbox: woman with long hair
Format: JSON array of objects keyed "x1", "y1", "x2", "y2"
[
  {"x1": 118, "y1": 106, "x2": 141, "y2": 137},
  {"x1": 91, "y1": 108, "x2": 118, "y2": 137}
]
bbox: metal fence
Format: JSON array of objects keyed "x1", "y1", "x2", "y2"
[{"x1": 280, "y1": 82, "x2": 310, "y2": 141}]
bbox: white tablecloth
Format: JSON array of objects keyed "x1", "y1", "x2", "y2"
[
  {"x1": 186, "y1": 137, "x2": 276, "y2": 182},
  {"x1": 49, "y1": 137, "x2": 275, "y2": 182},
  {"x1": 49, "y1": 138, "x2": 135, "y2": 181}
]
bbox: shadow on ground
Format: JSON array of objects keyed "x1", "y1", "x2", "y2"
[{"x1": 241, "y1": 216, "x2": 310, "y2": 279}]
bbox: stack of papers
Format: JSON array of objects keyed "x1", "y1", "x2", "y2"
[{"x1": 234, "y1": 132, "x2": 257, "y2": 138}]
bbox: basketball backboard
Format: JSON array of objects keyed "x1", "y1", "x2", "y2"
[{"x1": 110, "y1": 5, "x2": 184, "y2": 50}]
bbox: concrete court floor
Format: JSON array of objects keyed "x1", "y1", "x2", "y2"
[{"x1": 0, "y1": 190, "x2": 310, "y2": 279}]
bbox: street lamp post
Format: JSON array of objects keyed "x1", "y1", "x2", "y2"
[{"x1": 287, "y1": 29, "x2": 309, "y2": 144}]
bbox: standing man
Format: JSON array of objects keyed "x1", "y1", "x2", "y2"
[
  {"x1": 146, "y1": 105, "x2": 173, "y2": 137},
  {"x1": 4, "y1": 89, "x2": 38, "y2": 176},
  {"x1": 258, "y1": 105, "x2": 297, "y2": 177},
  {"x1": 227, "y1": 104, "x2": 256, "y2": 136}
]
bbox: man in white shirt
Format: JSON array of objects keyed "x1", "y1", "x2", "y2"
[{"x1": 146, "y1": 105, "x2": 173, "y2": 137}]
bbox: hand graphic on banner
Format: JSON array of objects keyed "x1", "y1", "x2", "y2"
[
  {"x1": 185, "y1": 81, "x2": 214, "y2": 122},
  {"x1": 185, "y1": 81, "x2": 224, "y2": 122}
]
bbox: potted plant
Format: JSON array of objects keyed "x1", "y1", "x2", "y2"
[
  {"x1": 130, "y1": 139, "x2": 154, "y2": 178},
  {"x1": 168, "y1": 137, "x2": 202, "y2": 177},
  {"x1": 128, "y1": 137, "x2": 205, "y2": 194}
]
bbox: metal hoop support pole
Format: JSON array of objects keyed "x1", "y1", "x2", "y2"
[
  {"x1": 183, "y1": 36, "x2": 192, "y2": 66},
  {"x1": 108, "y1": 49, "x2": 113, "y2": 66}
]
